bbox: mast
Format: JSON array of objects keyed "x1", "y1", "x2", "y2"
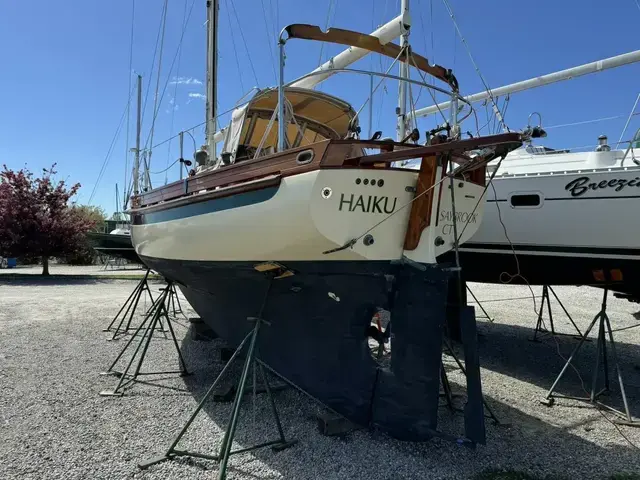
[
  {"x1": 133, "y1": 74, "x2": 142, "y2": 196},
  {"x1": 396, "y1": 0, "x2": 410, "y2": 141},
  {"x1": 205, "y1": 0, "x2": 219, "y2": 163},
  {"x1": 412, "y1": 50, "x2": 640, "y2": 119}
]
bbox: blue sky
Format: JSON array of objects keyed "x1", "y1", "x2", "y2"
[{"x1": 1, "y1": 0, "x2": 638, "y2": 216}]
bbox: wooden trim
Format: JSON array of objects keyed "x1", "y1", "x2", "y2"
[
  {"x1": 134, "y1": 141, "x2": 330, "y2": 209},
  {"x1": 133, "y1": 175, "x2": 282, "y2": 215},
  {"x1": 355, "y1": 133, "x2": 523, "y2": 165},
  {"x1": 403, "y1": 155, "x2": 439, "y2": 251},
  {"x1": 284, "y1": 24, "x2": 457, "y2": 89}
]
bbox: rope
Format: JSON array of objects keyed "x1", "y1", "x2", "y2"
[{"x1": 323, "y1": 172, "x2": 452, "y2": 255}]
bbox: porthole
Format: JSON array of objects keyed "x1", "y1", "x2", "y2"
[
  {"x1": 296, "y1": 149, "x2": 314, "y2": 165},
  {"x1": 509, "y1": 192, "x2": 543, "y2": 209}
]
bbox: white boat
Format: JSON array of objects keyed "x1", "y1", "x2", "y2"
[
  {"x1": 451, "y1": 134, "x2": 640, "y2": 299},
  {"x1": 409, "y1": 50, "x2": 640, "y2": 300},
  {"x1": 127, "y1": 0, "x2": 529, "y2": 443}
]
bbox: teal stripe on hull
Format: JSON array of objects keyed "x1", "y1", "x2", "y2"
[{"x1": 134, "y1": 186, "x2": 279, "y2": 225}]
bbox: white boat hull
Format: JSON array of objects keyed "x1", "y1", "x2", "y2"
[{"x1": 132, "y1": 168, "x2": 486, "y2": 264}]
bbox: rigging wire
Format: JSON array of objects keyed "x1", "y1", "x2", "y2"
[
  {"x1": 440, "y1": 0, "x2": 508, "y2": 132},
  {"x1": 88, "y1": 87, "x2": 136, "y2": 205},
  {"x1": 317, "y1": 0, "x2": 338, "y2": 68},
  {"x1": 260, "y1": 0, "x2": 278, "y2": 83},
  {"x1": 548, "y1": 113, "x2": 639, "y2": 131},
  {"x1": 409, "y1": 53, "x2": 449, "y2": 125},
  {"x1": 165, "y1": 0, "x2": 190, "y2": 185},
  {"x1": 224, "y1": 0, "x2": 246, "y2": 94},
  {"x1": 139, "y1": 1, "x2": 167, "y2": 141},
  {"x1": 150, "y1": 158, "x2": 180, "y2": 175},
  {"x1": 228, "y1": 0, "x2": 260, "y2": 88},
  {"x1": 146, "y1": 0, "x2": 170, "y2": 180},
  {"x1": 123, "y1": 0, "x2": 136, "y2": 209},
  {"x1": 141, "y1": 0, "x2": 197, "y2": 154}
]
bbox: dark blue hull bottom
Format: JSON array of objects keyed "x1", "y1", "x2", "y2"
[{"x1": 141, "y1": 256, "x2": 453, "y2": 441}]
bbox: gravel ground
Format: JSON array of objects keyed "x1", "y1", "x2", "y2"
[
  {"x1": 1, "y1": 277, "x2": 640, "y2": 479},
  {"x1": 0, "y1": 264, "x2": 145, "y2": 276}
]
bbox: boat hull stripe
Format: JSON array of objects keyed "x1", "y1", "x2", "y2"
[{"x1": 133, "y1": 186, "x2": 279, "y2": 224}]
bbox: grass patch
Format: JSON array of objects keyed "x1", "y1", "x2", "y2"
[{"x1": 610, "y1": 475, "x2": 640, "y2": 480}]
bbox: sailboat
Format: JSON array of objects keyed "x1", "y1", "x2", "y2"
[
  {"x1": 127, "y1": 1, "x2": 530, "y2": 442},
  {"x1": 411, "y1": 51, "x2": 640, "y2": 301},
  {"x1": 88, "y1": 184, "x2": 140, "y2": 264}
]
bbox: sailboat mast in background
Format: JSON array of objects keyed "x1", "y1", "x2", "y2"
[
  {"x1": 205, "y1": 0, "x2": 219, "y2": 162},
  {"x1": 396, "y1": 0, "x2": 410, "y2": 141},
  {"x1": 133, "y1": 74, "x2": 142, "y2": 197}
]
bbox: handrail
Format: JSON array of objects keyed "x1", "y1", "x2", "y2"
[
  {"x1": 621, "y1": 127, "x2": 640, "y2": 167},
  {"x1": 284, "y1": 67, "x2": 474, "y2": 127}
]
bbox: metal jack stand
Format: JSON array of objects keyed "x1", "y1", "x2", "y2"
[
  {"x1": 103, "y1": 269, "x2": 166, "y2": 340},
  {"x1": 100, "y1": 281, "x2": 190, "y2": 397},
  {"x1": 541, "y1": 289, "x2": 640, "y2": 427},
  {"x1": 466, "y1": 285, "x2": 494, "y2": 323},
  {"x1": 138, "y1": 316, "x2": 296, "y2": 480},
  {"x1": 163, "y1": 281, "x2": 185, "y2": 319},
  {"x1": 531, "y1": 285, "x2": 583, "y2": 342}
]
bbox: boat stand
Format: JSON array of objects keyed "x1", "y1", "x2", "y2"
[
  {"x1": 541, "y1": 289, "x2": 640, "y2": 427},
  {"x1": 99, "y1": 280, "x2": 190, "y2": 397},
  {"x1": 103, "y1": 269, "x2": 166, "y2": 340},
  {"x1": 531, "y1": 285, "x2": 583, "y2": 342},
  {"x1": 160, "y1": 281, "x2": 185, "y2": 319},
  {"x1": 138, "y1": 316, "x2": 296, "y2": 480},
  {"x1": 466, "y1": 285, "x2": 494, "y2": 323}
]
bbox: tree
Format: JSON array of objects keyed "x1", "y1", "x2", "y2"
[
  {"x1": 74, "y1": 205, "x2": 107, "y2": 232},
  {"x1": 62, "y1": 205, "x2": 107, "y2": 265},
  {"x1": 0, "y1": 164, "x2": 95, "y2": 275}
]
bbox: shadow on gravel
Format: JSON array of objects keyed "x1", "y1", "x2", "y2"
[
  {"x1": 166, "y1": 325, "x2": 640, "y2": 480},
  {"x1": 475, "y1": 321, "x2": 640, "y2": 413}
]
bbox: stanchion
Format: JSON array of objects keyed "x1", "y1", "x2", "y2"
[
  {"x1": 531, "y1": 285, "x2": 583, "y2": 342},
  {"x1": 99, "y1": 280, "x2": 190, "y2": 397},
  {"x1": 541, "y1": 289, "x2": 640, "y2": 426}
]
